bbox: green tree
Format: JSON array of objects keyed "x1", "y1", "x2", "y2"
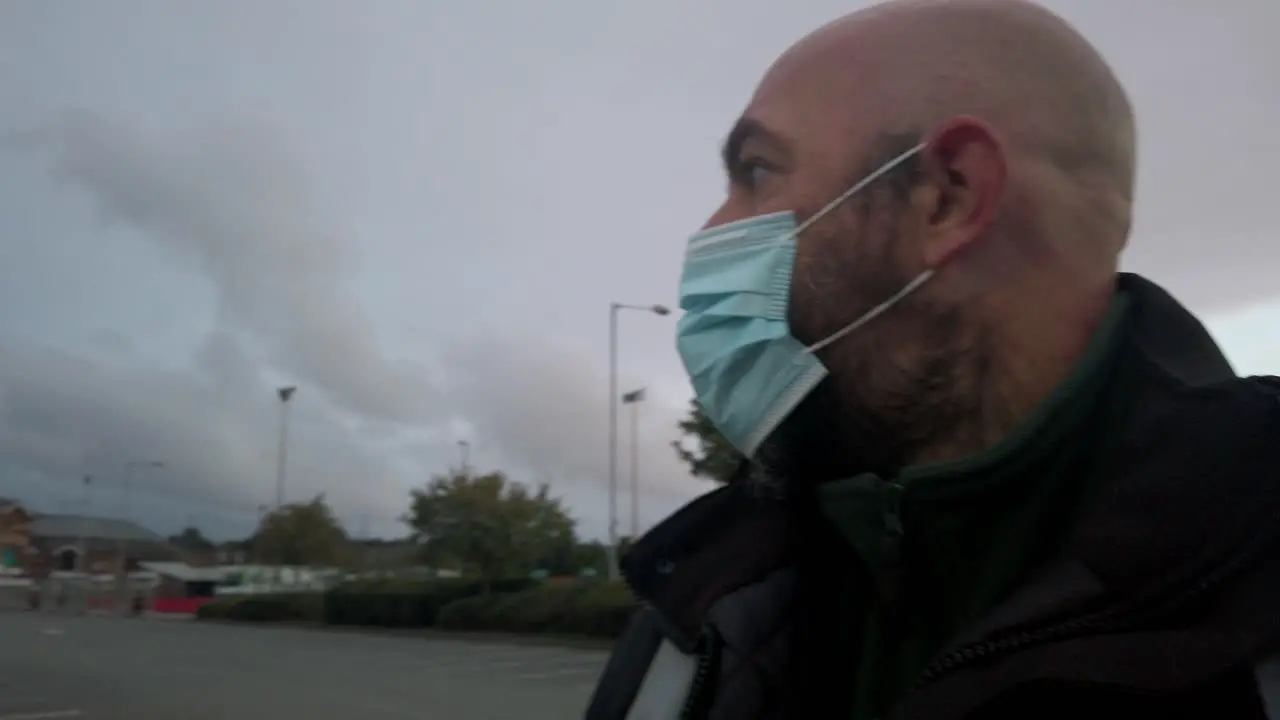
[
  {"x1": 535, "y1": 536, "x2": 612, "y2": 578},
  {"x1": 405, "y1": 471, "x2": 576, "y2": 591},
  {"x1": 168, "y1": 526, "x2": 215, "y2": 553},
  {"x1": 254, "y1": 495, "x2": 348, "y2": 567},
  {"x1": 673, "y1": 399, "x2": 744, "y2": 483}
]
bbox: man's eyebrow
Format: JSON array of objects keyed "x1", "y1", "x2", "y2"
[{"x1": 720, "y1": 117, "x2": 787, "y2": 173}]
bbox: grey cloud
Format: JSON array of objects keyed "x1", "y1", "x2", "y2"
[
  {"x1": 441, "y1": 335, "x2": 696, "y2": 498},
  {"x1": 12, "y1": 111, "x2": 436, "y2": 425},
  {"x1": 0, "y1": 331, "x2": 423, "y2": 536},
  {"x1": 87, "y1": 328, "x2": 135, "y2": 357},
  {"x1": 0, "y1": 108, "x2": 705, "y2": 540},
  {"x1": 0, "y1": 323, "x2": 701, "y2": 541}
]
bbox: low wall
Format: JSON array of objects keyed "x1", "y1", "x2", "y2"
[{"x1": 153, "y1": 596, "x2": 215, "y2": 614}]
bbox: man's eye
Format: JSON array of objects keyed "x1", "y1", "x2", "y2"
[{"x1": 735, "y1": 159, "x2": 771, "y2": 187}]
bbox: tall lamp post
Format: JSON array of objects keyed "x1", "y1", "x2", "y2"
[
  {"x1": 272, "y1": 386, "x2": 297, "y2": 590},
  {"x1": 622, "y1": 389, "x2": 646, "y2": 539},
  {"x1": 117, "y1": 460, "x2": 163, "y2": 592},
  {"x1": 458, "y1": 440, "x2": 471, "y2": 477},
  {"x1": 79, "y1": 474, "x2": 92, "y2": 574},
  {"x1": 607, "y1": 302, "x2": 669, "y2": 580},
  {"x1": 275, "y1": 386, "x2": 297, "y2": 510}
]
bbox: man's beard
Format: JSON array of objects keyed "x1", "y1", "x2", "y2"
[
  {"x1": 751, "y1": 244, "x2": 986, "y2": 491},
  {"x1": 752, "y1": 325, "x2": 980, "y2": 490}
]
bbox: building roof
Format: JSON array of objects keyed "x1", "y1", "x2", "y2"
[
  {"x1": 28, "y1": 514, "x2": 165, "y2": 543},
  {"x1": 138, "y1": 561, "x2": 229, "y2": 583},
  {"x1": 0, "y1": 501, "x2": 32, "y2": 523}
]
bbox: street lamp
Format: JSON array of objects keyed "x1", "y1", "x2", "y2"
[
  {"x1": 458, "y1": 440, "x2": 471, "y2": 477},
  {"x1": 622, "y1": 388, "x2": 647, "y2": 539},
  {"x1": 607, "y1": 302, "x2": 670, "y2": 580},
  {"x1": 118, "y1": 460, "x2": 163, "y2": 580},
  {"x1": 272, "y1": 386, "x2": 297, "y2": 592},
  {"x1": 275, "y1": 386, "x2": 297, "y2": 509},
  {"x1": 79, "y1": 474, "x2": 92, "y2": 574}
]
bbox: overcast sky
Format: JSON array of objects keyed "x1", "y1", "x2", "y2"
[{"x1": 0, "y1": 0, "x2": 1275, "y2": 542}]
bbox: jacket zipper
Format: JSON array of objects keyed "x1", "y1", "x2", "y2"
[
  {"x1": 680, "y1": 624, "x2": 723, "y2": 720},
  {"x1": 880, "y1": 481, "x2": 906, "y2": 602},
  {"x1": 912, "y1": 501, "x2": 1280, "y2": 692}
]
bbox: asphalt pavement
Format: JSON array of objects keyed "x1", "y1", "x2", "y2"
[{"x1": 0, "y1": 612, "x2": 608, "y2": 719}]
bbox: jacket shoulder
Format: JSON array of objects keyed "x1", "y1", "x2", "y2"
[{"x1": 1246, "y1": 375, "x2": 1280, "y2": 399}]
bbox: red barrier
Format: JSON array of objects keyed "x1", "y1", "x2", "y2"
[{"x1": 152, "y1": 596, "x2": 215, "y2": 614}]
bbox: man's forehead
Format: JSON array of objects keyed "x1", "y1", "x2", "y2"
[
  {"x1": 736, "y1": 42, "x2": 889, "y2": 166},
  {"x1": 752, "y1": 6, "x2": 908, "y2": 111}
]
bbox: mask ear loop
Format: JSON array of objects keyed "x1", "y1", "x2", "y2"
[
  {"x1": 800, "y1": 141, "x2": 932, "y2": 355},
  {"x1": 806, "y1": 269, "x2": 935, "y2": 354},
  {"x1": 793, "y1": 142, "x2": 927, "y2": 237}
]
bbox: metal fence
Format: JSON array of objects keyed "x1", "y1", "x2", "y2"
[
  {"x1": 0, "y1": 581, "x2": 30, "y2": 612},
  {"x1": 0, "y1": 576, "x2": 154, "y2": 615}
]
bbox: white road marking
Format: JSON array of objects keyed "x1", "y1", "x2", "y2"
[
  {"x1": 40, "y1": 628, "x2": 64, "y2": 636},
  {"x1": 515, "y1": 667, "x2": 598, "y2": 680}
]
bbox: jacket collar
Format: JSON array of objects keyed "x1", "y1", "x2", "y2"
[
  {"x1": 897, "y1": 277, "x2": 1280, "y2": 719},
  {"x1": 621, "y1": 471, "x2": 791, "y2": 649}
]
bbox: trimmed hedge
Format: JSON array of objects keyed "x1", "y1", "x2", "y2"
[
  {"x1": 195, "y1": 593, "x2": 323, "y2": 623},
  {"x1": 196, "y1": 578, "x2": 540, "y2": 627},
  {"x1": 193, "y1": 578, "x2": 632, "y2": 638},
  {"x1": 435, "y1": 580, "x2": 638, "y2": 638},
  {"x1": 322, "y1": 578, "x2": 538, "y2": 628}
]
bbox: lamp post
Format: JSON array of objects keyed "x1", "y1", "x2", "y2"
[
  {"x1": 253, "y1": 504, "x2": 268, "y2": 567},
  {"x1": 79, "y1": 475, "x2": 91, "y2": 574},
  {"x1": 458, "y1": 440, "x2": 471, "y2": 477},
  {"x1": 622, "y1": 389, "x2": 646, "y2": 539},
  {"x1": 275, "y1": 386, "x2": 297, "y2": 510},
  {"x1": 607, "y1": 302, "x2": 669, "y2": 580},
  {"x1": 117, "y1": 460, "x2": 163, "y2": 603}
]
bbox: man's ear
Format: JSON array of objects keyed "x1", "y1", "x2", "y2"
[{"x1": 912, "y1": 116, "x2": 1006, "y2": 268}]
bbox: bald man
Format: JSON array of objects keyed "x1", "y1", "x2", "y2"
[{"x1": 585, "y1": 1, "x2": 1280, "y2": 719}]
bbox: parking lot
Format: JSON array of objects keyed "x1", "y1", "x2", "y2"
[{"x1": 0, "y1": 613, "x2": 608, "y2": 719}]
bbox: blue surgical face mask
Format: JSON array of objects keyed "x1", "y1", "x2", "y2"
[{"x1": 676, "y1": 143, "x2": 931, "y2": 457}]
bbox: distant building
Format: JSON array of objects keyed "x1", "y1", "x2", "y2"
[
  {"x1": 0, "y1": 499, "x2": 183, "y2": 578},
  {"x1": 0, "y1": 498, "x2": 34, "y2": 573},
  {"x1": 216, "y1": 539, "x2": 253, "y2": 566},
  {"x1": 142, "y1": 561, "x2": 227, "y2": 612},
  {"x1": 27, "y1": 513, "x2": 182, "y2": 575}
]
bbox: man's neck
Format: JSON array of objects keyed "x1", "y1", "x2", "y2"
[{"x1": 904, "y1": 285, "x2": 1115, "y2": 468}]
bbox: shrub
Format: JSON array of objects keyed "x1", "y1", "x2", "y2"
[
  {"x1": 436, "y1": 580, "x2": 638, "y2": 638},
  {"x1": 195, "y1": 593, "x2": 322, "y2": 623},
  {"x1": 195, "y1": 597, "x2": 242, "y2": 620},
  {"x1": 321, "y1": 577, "x2": 538, "y2": 628}
]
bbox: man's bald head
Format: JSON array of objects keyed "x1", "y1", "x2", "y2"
[
  {"x1": 776, "y1": 0, "x2": 1136, "y2": 246},
  {"x1": 775, "y1": 0, "x2": 1135, "y2": 192},
  {"x1": 714, "y1": 0, "x2": 1136, "y2": 257},
  {"x1": 707, "y1": 0, "x2": 1139, "y2": 481}
]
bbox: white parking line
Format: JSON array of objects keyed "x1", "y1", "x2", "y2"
[
  {"x1": 0, "y1": 710, "x2": 83, "y2": 720},
  {"x1": 515, "y1": 667, "x2": 599, "y2": 680}
]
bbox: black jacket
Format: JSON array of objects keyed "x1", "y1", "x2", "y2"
[{"x1": 586, "y1": 275, "x2": 1280, "y2": 719}]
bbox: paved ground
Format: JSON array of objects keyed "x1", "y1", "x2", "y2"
[{"x1": 0, "y1": 612, "x2": 608, "y2": 719}]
